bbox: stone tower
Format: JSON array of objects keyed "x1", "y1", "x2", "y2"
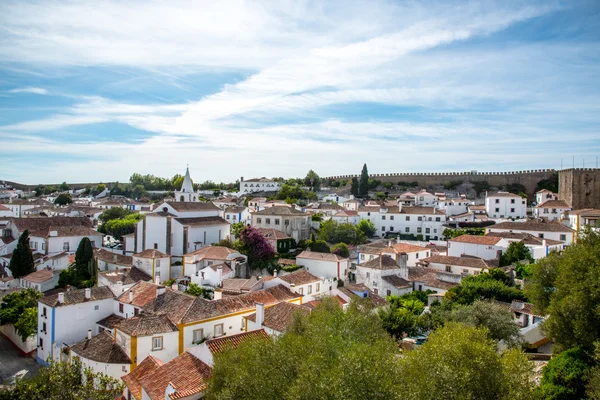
[{"x1": 558, "y1": 168, "x2": 600, "y2": 209}]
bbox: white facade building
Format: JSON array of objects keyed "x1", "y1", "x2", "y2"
[
  {"x1": 251, "y1": 206, "x2": 311, "y2": 241},
  {"x1": 447, "y1": 235, "x2": 504, "y2": 260},
  {"x1": 358, "y1": 205, "x2": 447, "y2": 240},
  {"x1": 355, "y1": 254, "x2": 411, "y2": 297},
  {"x1": 239, "y1": 177, "x2": 281, "y2": 194},
  {"x1": 485, "y1": 192, "x2": 527, "y2": 219},
  {"x1": 533, "y1": 199, "x2": 571, "y2": 221},
  {"x1": 295, "y1": 251, "x2": 349, "y2": 280},
  {"x1": 486, "y1": 221, "x2": 575, "y2": 245}
]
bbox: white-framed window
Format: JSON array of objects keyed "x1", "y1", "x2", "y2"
[
  {"x1": 193, "y1": 329, "x2": 204, "y2": 344},
  {"x1": 417, "y1": 217, "x2": 422, "y2": 221},
  {"x1": 425, "y1": 228, "x2": 430, "y2": 233},
  {"x1": 405, "y1": 227, "x2": 410, "y2": 233},
  {"x1": 382, "y1": 215, "x2": 386, "y2": 220},
  {"x1": 298, "y1": 287, "x2": 304, "y2": 295},
  {"x1": 94, "y1": 305, "x2": 99, "y2": 311},
  {"x1": 510, "y1": 208, "x2": 515, "y2": 213},
  {"x1": 560, "y1": 234, "x2": 566, "y2": 241},
  {"x1": 156, "y1": 259, "x2": 161, "y2": 267},
  {"x1": 316, "y1": 283, "x2": 320, "y2": 292},
  {"x1": 308, "y1": 285, "x2": 312, "y2": 295},
  {"x1": 63, "y1": 242, "x2": 70, "y2": 251},
  {"x1": 214, "y1": 324, "x2": 224, "y2": 337},
  {"x1": 406, "y1": 216, "x2": 410, "y2": 221},
  {"x1": 226, "y1": 215, "x2": 230, "y2": 220},
  {"x1": 257, "y1": 218, "x2": 262, "y2": 224},
  {"x1": 445, "y1": 265, "x2": 452, "y2": 272},
  {"x1": 381, "y1": 226, "x2": 386, "y2": 231},
  {"x1": 366, "y1": 272, "x2": 370, "y2": 279},
  {"x1": 495, "y1": 199, "x2": 500, "y2": 204},
  {"x1": 152, "y1": 336, "x2": 163, "y2": 351},
  {"x1": 275, "y1": 219, "x2": 280, "y2": 225},
  {"x1": 417, "y1": 227, "x2": 422, "y2": 233},
  {"x1": 511, "y1": 199, "x2": 515, "y2": 204},
  {"x1": 495, "y1": 208, "x2": 500, "y2": 212}
]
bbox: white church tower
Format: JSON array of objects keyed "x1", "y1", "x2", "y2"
[{"x1": 174, "y1": 167, "x2": 199, "y2": 202}]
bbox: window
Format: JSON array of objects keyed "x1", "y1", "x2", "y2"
[
  {"x1": 90, "y1": 241, "x2": 95, "y2": 247},
  {"x1": 275, "y1": 219, "x2": 280, "y2": 225},
  {"x1": 435, "y1": 217, "x2": 441, "y2": 222},
  {"x1": 134, "y1": 308, "x2": 139, "y2": 316},
  {"x1": 42, "y1": 242, "x2": 45, "y2": 250},
  {"x1": 511, "y1": 199, "x2": 515, "y2": 204},
  {"x1": 405, "y1": 216, "x2": 410, "y2": 221},
  {"x1": 360, "y1": 254, "x2": 365, "y2": 260},
  {"x1": 257, "y1": 218, "x2": 262, "y2": 224},
  {"x1": 298, "y1": 287, "x2": 304, "y2": 295},
  {"x1": 405, "y1": 227, "x2": 410, "y2": 233},
  {"x1": 316, "y1": 283, "x2": 320, "y2": 292},
  {"x1": 382, "y1": 215, "x2": 386, "y2": 220},
  {"x1": 390, "y1": 216, "x2": 394, "y2": 220},
  {"x1": 417, "y1": 227, "x2": 422, "y2": 233},
  {"x1": 94, "y1": 305, "x2": 99, "y2": 311},
  {"x1": 193, "y1": 329, "x2": 204, "y2": 344},
  {"x1": 42, "y1": 322, "x2": 46, "y2": 333},
  {"x1": 266, "y1": 218, "x2": 271, "y2": 225},
  {"x1": 119, "y1": 303, "x2": 124, "y2": 313},
  {"x1": 156, "y1": 259, "x2": 161, "y2": 268},
  {"x1": 63, "y1": 242, "x2": 70, "y2": 251},
  {"x1": 214, "y1": 324, "x2": 224, "y2": 337},
  {"x1": 510, "y1": 208, "x2": 515, "y2": 213},
  {"x1": 390, "y1": 227, "x2": 394, "y2": 231},
  {"x1": 285, "y1": 220, "x2": 290, "y2": 225},
  {"x1": 538, "y1": 233, "x2": 544, "y2": 238},
  {"x1": 42, "y1": 307, "x2": 47, "y2": 317},
  {"x1": 226, "y1": 215, "x2": 230, "y2": 220},
  {"x1": 367, "y1": 212, "x2": 371, "y2": 216},
  {"x1": 445, "y1": 265, "x2": 452, "y2": 272},
  {"x1": 308, "y1": 285, "x2": 312, "y2": 295},
  {"x1": 39, "y1": 338, "x2": 43, "y2": 349},
  {"x1": 495, "y1": 199, "x2": 500, "y2": 204},
  {"x1": 31, "y1": 241, "x2": 37, "y2": 250},
  {"x1": 463, "y1": 269, "x2": 469, "y2": 274},
  {"x1": 366, "y1": 272, "x2": 370, "y2": 279},
  {"x1": 560, "y1": 234, "x2": 566, "y2": 241},
  {"x1": 154, "y1": 243, "x2": 158, "y2": 249},
  {"x1": 386, "y1": 289, "x2": 392, "y2": 296},
  {"x1": 415, "y1": 253, "x2": 419, "y2": 258},
  {"x1": 495, "y1": 208, "x2": 500, "y2": 213},
  {"x1": 381, "y1": 226, "x2": 386, "y2": 231},
  {"x1": 425, "y1": 228, "x2": 430, "y2": 233},
  {"x1": 428, "y1": 217, "x2": 432, "y2": 221},
  {"x1": 152, "y1": 336, "x2": 163, "y2": 351},
  {"x1": 418, "y1": 216, "x2": 422, "y2": 221}
]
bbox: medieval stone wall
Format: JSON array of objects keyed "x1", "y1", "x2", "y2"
[{"x1": 558, "y1": 168, "x2": 600, "y2": 209}]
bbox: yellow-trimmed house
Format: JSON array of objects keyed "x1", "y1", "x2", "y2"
[{"x1": 132, "y1": 249, "x2": 171, "y2": 283}]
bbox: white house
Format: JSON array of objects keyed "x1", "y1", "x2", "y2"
[
  {"x1": 251, "y1": 206, "x2": 311, "y2": 241},
  {"x1": 188, "y1": 329, "x2": 269, "y2": 367},
  {"x1": 331, "y1": 210, "x2": 361, "y2": 225},
  {"x1": 408, "y1": 267, "x2": 459, "y2": 295},
  {"x1": 97, "y1": 267, "x2": 152, "y2": 296},
  {"x1": 447, "y1": 235, "x2": 504, "y2": 260},
  {"x1": 245, "y1": 302, "x2": 310, "y2": 336},
  {"x1": 20, "y1": 268, "x2": 59, "y2": 292},
  {"x1": 132, "y1": 249, "x2": 171, "y2": 284},
  {"x1": 567, "y1": 209, "x2": 600, "y2": 233},
  {"x1": 342, "y1": 199, "x2": 361, "y2": 211},
  {"x1": 263, "y1": 269, "x2": 331, "y2": 301},
  {"x1": 358, "y1": 205, "x2": 447, "y2": 240},
  {"x1": 355, "y1": 254, "x2": 411, "y2": 297},
  {"x1": 533, "y1": 199, "x2": 571, "y2": 221},
  {"x1": 485, "y1": 192, "x2": 527, "y2": 219},
  {"x1": 485, "y1": 232, "x2": 565, "y2": 260},
  {"x1": 37, "y1": 287, "x2": 115, "y2": 365},
  {"x1": 223, "y1": 206, "x2": 251, "y2": 225},
  {"x1": 418, "y1": 255, "x2": 491, "y2": 276},
  {"x1": 486, "y1": 221, "x2": 575, "y2": 245},
  {"x1": 239, "y1": 177, "x2": 281, "y2": 195},
  {"x1": 94, "y1": 248, "x2": 133, "y2": 271},
  {"x1": 182, "y1": 246, "x2": 246, "y2": 285},
  {"x1": 535, "y1": 189, "x2": 558, "y2": 205},
  {"x1": 70, "y1": 330, "x2": 131, "y2": 381},
  {"x1": 414, "y1": 190, "x2": 438, "y2": 206},
  {"x1": 295, "y1": 251, "x2": 349, "y2": 280}
]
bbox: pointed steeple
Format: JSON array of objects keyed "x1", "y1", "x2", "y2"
[{"x1": 180, "y1": 167, "x2": 194, "y2": 193}]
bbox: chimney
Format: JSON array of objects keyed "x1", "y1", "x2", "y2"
[
  {"x1": 217, "y1": 265, "x2": 223, "y2": 287},
  {"x1": 396, "y1": 237, "x2": 400, "y2": 245},
  {"x1": 58, "y1": 292, "x2": 65, "y2": 304},
  {"x1": 87, "y1": 329, "x2": 92, "y2": 340},
  {"x1": 273, "y1": 269, "x2": 278, "y2": 278},
  {"x1": 213, "y1": 289, "x2": 222, "y2": 300},
  {"x1": 255, "y1": 302, "x2": 265, "y2": 326},
  {"x1": 129, "y1": 290, "x2": 133, "y2": 302},
  {"x1": 542, "y1": 239, "x2": 547, "y2": 248},
  {"x1": 115, "y1": 281, "x2": 123, "y2": 294},
  {"x1": 388, "y1": 240, "x2": 392, "y2": 248},
  {"x1": 156, "y1": 285, "x2": 166, "y2": 297},
  {"x1": 84, "y1": 288, "x2": 91, "y2": 300}
]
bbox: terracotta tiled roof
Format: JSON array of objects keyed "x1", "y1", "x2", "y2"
[
  {"x1": 133, "y1": 249, "x2": 168, "y2": 259},
  {"x1": 568, "y1": 208, "x2": 600, "y2": 216},
  {"x1": 339, "y1": 284, "x2": 388, "y2": 307},
  {"x1": 254, "y1": 206, "x2": 308, "y2": 216},
  {"x1": 99, "y1": 267, "x2": 151, "y2": 285},
  {"x1": 122, "y1": 355, "x2": 164, "y2": 400},
  {"x1": 142, "y1": 290, "x2": 196, "y2": 325},
  {"x1": 279, "y1": 270, "x2": 320, "y2": 285},
  {"x1": 205, "y1": 329, "x2": 269, "y2": 355},
  {"x1": 138, "y1": 352, "x2": 212, "y2": 400},
  {"x1": 164, "y1": 201, "x2": 219, "y2": 212},
  {"x1": 245, "y1": 302, "x2": 310, "y2": 333},
  {"x1": 449, "y1": 234, "x2": 503, "y2": 245},
  {"x1": 174, "y1": 216, "x2": 229, "y2": 227},
  {"x1": 96, "y1": 313, "x2": 125, "y2": 329},
  {"x1": 390, "y1": 243, "x2": 430, "y2": 253},
  {"x1": 208, "y1": 263, "x2": 233, "y2": 275},
  {"x1": 490, "y1": 221, "x2": 575, "y2": 233},
  {"x1": 334, "y1": 210, "x2": 359, "y2": 217},
  {"x1": 117, "y1": 281, "x2": 162, "y2": 307},
  {"x1": 382, "y1": 275, "x2": 411, "y2": 289},
  {"x1": 70, "y1": 330, "x2": 130, "y2": 364},
  {"x1": 358, "y1": 255, "x2": 399, "y2": 270},
  {"x1": 309, "y1": 202, "x2": 345, "y2": 211},
  {"x1": 224, "y1": 206, "x2": 246, "y2": 213},
  {"x1": 485, "y1": 232, "x2": 563, "y2": 246},
  {"x1": 21, "y1": 268, "x2": 54, "y2": 283},
  {"x1": 10, "y1": 216, "x2": 93, "y2": 237},
  {"x1": 0, "y1": 204, "x2": 11, "y2": 211},
  {"x1": 420, "y1": 255, "x2": 490, "y2": 269},
  {"x1": 117, "y1": 314, "x2": 178, "y2": 336},
  {"x1": 94, "y1": 248, "x2": 132, "y2": 266},
  {"x1": 184, "y1": 245, "x2": 239, "y2": 260},
  {"x1": 488, "y1": 192, "x2": 523, "y2": 198},
  {"x1": 256, "y1": 228, "x2": 291, "y2": 240},
  {"x1": 408, "y1": 267, "x2": 458, "y2": 290},
  {"x1": 296, "y1": 251, "x2": 347, "y2": 262},
  {"x1": 303, "y1": 295, "x2": 347, "y2": 309},
  {"x1": 534, "y1": 199, "x2": 570, "y2": 209},
  {"x1": 181, "y1": 285, "x2": 300, "y2": 324},
  {"x1": 39, "y1": 286, "x2": 114, "y2": 307},
  {"x1": 221, "y1": 276, "x2": 263, "y2": 292}
]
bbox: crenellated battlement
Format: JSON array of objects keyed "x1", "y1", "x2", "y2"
[{"x1": 323, "y1": 169, "x2": 557, "y2": 181}]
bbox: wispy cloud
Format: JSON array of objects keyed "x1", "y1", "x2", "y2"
[{"x1": 7, "y1": 87, "x2": 48, "y2": 95}]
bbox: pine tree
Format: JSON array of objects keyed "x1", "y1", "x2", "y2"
[
  {"x1": 351, "y1": 177, "x2": 359, "y2": 197},
  {"x1": 359, "y1": 163, "x2": 369, "y2": 197},
  {"x1": 9, "y1": 230, "x2": 35, "y2": 278}
]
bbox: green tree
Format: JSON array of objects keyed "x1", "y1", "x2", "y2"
[
  {"x1": 357, "y1": 219, "x2": 377, "y2": 238},
  {"x1": 398, "y1": 323, "x2": 534, "y2": 400},
  {"x1": 132, "y1": 184, "x2": 146, "y2": 198},
  {"x1": 1, "y1": 357, "x2": 124, "y2": 400},
  {"x1": 526, "y1": 228, "x2": 600, "y2": 352},
  {"x1": 0, "y1": 289, "x2": 42, "y2": 341},
  {"x1": 351, "y1": 177, "x2": 359, "y2": 197},
  {"x1": 230, "y1": 222, "x2": 245, "y2": 238},
  {"x1": 59, "y1": 181, "x2": 70, "y2": 191},
  {"x1": 9, "y1": 230, "x2": 35, "y2": 278},
  {"x1": 379, "y1": 296, "x2": 425, "y2": 338},
  {"x1": 54, "y1": 193, "x2": 72, "y2": 206},
  {"x1": 308, "y1": 239, "x2": 330, "y2": 253},
  {"x1": 535, "y1": 173, "x2": 559, "y2": 194},
  {"x1": 92, "y1": 183, "x2": 106, "y2": 196},
  {"x1": 445, "y1": 272, "x2": 526, "y2": 305},
  {"x1": 538, "y1": 347, "x2": 591, "y2": 400},
  {"x1": 331, "y1": 243, "x2": 349, "y2": 257},
  {"x1": 359, "y1": 163, "x2": 369, "y2": 197},
  {"x1": 318, "y1": 220, "x2": 365, "y2": 245},
  {"x1": 304, "y1": 170, "x2": 321, "y2": 191},
  {"x1": 98, "y1": 207, "x2": 135, "y2": 225},
  {"x1": 205, "y1": 299, "x2": 400, "y2": 400},
  {"x1": 102, "y1": 213, "x2": 142, "y2": 240},
  {"x1": 501, "y1": 241, "x2": 533, "y2": 266},
  {"x1": 186, "y1": 283, "x2": 212, "y2": 299}
]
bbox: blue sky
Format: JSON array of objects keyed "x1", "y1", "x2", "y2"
[{"x1": 0, "y1": 0, "x2": 599, "y2": 184}]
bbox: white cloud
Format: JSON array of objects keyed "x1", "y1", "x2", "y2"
[{"x1": 7, "y1": 87, "x2": 48, "y2": 95}]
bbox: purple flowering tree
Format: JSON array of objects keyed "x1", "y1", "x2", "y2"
[{"x1": 237, "y1": 226, "x2": 275, "y2": 269}]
